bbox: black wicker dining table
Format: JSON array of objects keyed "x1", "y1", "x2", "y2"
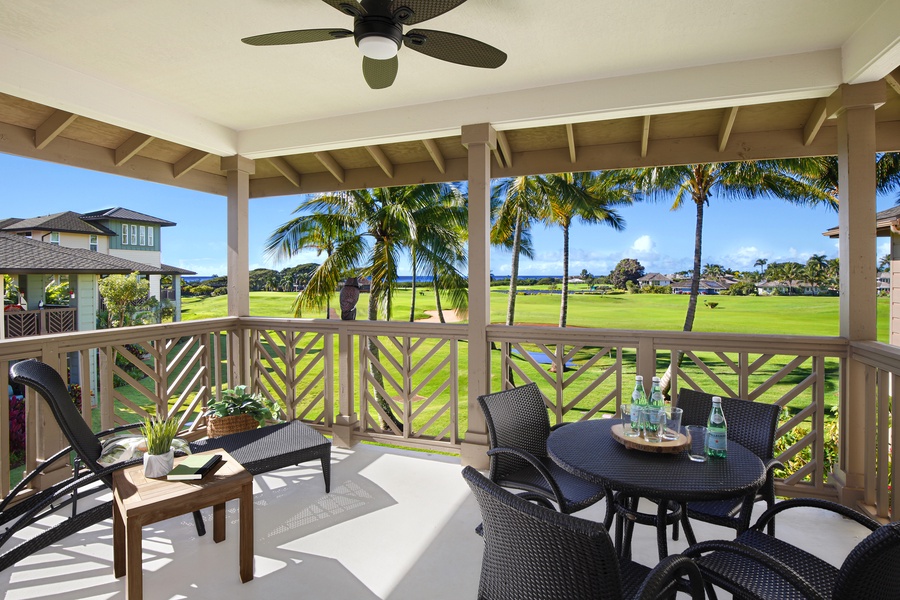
[{"x1": 547, "y1": 418, "x2": 765, "y2": 561}]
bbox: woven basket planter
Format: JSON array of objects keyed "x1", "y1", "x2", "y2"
[{"x1": 207, "y1": 413, "x2": 258, "y2": 438}]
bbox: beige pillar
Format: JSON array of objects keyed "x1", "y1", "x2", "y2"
[
  {"x1": 173, "y1": 274, "x2": 182, "y2": 322},
  {"x1": 332, "y1": 329, "x2": 359, "y2": 448},
  {"x1": 459, "y1": 123, "x2": 496, "y2": 468},
  {"x1": 828, "y1": 81, "x2": 885, "y2": 506}
]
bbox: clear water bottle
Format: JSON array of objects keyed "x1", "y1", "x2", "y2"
[
  {"x1": 646, "y1": 376, "x2": 663, "y2": 435},
  {"x1": 631, "y1": 376, "x2": 646, "y2": 431},
  {"x1": 706, "y1": 396, "x2": 728, "y2": 458}
]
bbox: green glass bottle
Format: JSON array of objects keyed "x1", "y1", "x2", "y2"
[{"x1": 706, "y1": 396, "x2": 728, "y2": 458}]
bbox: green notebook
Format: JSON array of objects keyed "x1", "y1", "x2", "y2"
[{"x1": 166, "y1": 454, "x2": 222, "y2": 481}]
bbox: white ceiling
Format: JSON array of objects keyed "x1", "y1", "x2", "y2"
[{"x1": 1, "y1": 0, "x2": 899, "y2": 158}]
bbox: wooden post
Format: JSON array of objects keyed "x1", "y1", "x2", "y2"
[
  {"x1": 460, "y1": 123, "x2": 496, "y2": 468},
  {"x1": 222, "y1": 155, "x2": 254, "y2": 387}
]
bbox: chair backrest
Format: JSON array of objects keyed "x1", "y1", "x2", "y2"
[
  {"x1": 10, "y1": 359, "x2": 104, "y2": 472},
  {"x1": 462, "y1": 466, "x2": 624, "y2": 600},
  {"x1": 478, "y1": 383, "x2": 551, "y2": 480},
  {"x1": 677, "y1": 388, "x2": 781, "y2": 461},
  {"x1": 834, "y1": 522, "x2": 900, "y2": 600}
]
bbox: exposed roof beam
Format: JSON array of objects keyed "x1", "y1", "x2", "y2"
[
  {"x1": 641, "y1": 116, "x2": 651, "y2": 158},
  {"x1": 803, "y1": 98, "x2": 828, "y2": 146},
  {"x1": 886, "y1": 68, "x2": 900, "y2": 96},
  {"x1": 422, "y1": 139, "x2": 446, "y2": 174},
  {"x1": 496, "y1": 131, "x2": 513, "y2": 168},
  {"x1": 266, "y1": 156, "x2": 300, "y2": 187},
  {"x1": 173, "y1": 149, "x2": 210, "y2": 179},
  {"x1": 35, "y1": 110, "x2": 77, "y2": 150},
  {"x1": 365, "y1": 145, "x2": 394, "y2": 178},
  {"x1": 315, "y1": 151, "x2": 345, "y2": 183},
  {"x1": 114, "y1": 133, "x2": 154, "y2": 167},
  {"x1": 717, "y1": 107, "x2": 738, "y2": 152},
  {"x1": 492, "y1": 146, "x2": 504, "y2": 167},
  {"x1": 565, "y1": 124, "x2": 577, "y2": 163}
]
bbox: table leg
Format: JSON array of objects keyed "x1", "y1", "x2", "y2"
[
  {"x1": 213, "y1": 502, "x2": 225, "y2": 543},
  {"x1": 239, "y1": 482, "x2": 254, "y2": 583},
  {"x1": 655, "y1": 500, "x2": 669, "y2": 560},
  {"x1": 125, "y1": 516, "x2": 143, "y2": 600},
  {"x1": 679, "y1": 503, "x2": 697, "y2": 547},
  {"x1": 113, "y1": 500, "x2": 125, "y2": 578},
  {"x1": 621, "y1": 495, "x2": 637, "y2": 561}
]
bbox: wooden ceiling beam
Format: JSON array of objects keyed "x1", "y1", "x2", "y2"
[
  {"x1": 35, "y1": 110, "x2": 77, "y2": 150},
  {"x1": 718, "y1": 107, "x2": 738, "y2": 152},
  {"x1": 565, "y1": 123, "x2": 577, "y2": 163},
  {"x1": 886, "y1": 68, "x2": 900, "y2": 97},
  {"x1": 422, "y1": 139, "x2": 446, "y2": 174},
  {"x1": 497, "y1": 130, "x2": 513, "y2": 168},
  {"x1": 803, "y1": 98, "x2": 828, "y2": 146},
  {"x1": 266, "y1": 156, "x2": 300, "y2": 187},
  {"x1": 114, "y1": 133, "x2": 154, "y2": 167},
  {"x1": 641, "y1": 116, "x2": 651, "y2": 158},
  {"x1": 173, "y1": 148, "x2": 210, "y2": 179},
  {"x1": 315, "y1": 151, "x2": 345, "y2": 183},
  {"x1": 365, "y1": 144, "x2": 394, "y2": 178}
]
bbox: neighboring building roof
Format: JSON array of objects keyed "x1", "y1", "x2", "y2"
[
  {"x1": 0, "y1": 218, "x2": 22, "y2": 229},
  {"x1": 0, "y1": 232, "x2": 194, "y2": 275},
  {"x1": 160, "y1": 263, "x2": 197, "y2": 276},
  {"x1": 80, "y1": 207, "x2": 176, "y2": 227},
  {"x1": 823, "y1": 205, "x2": 900, "y2": 238},
  {"x1": 638, "y1": 273, "x2": 672, "y2": 282},
  {"x1": 671, "y1": 279, "x2": 727, "y2": 290},
  {"x1": 1, "y1": 211, "x2": 116, "y2": 236}
]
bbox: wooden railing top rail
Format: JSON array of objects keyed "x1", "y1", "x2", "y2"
[
  {"x1": 240, "y1": 316, "x2": 468, "y2": 338},
  {"x1": 849, "y1": 340, "x2": 900, "y2": 373}
]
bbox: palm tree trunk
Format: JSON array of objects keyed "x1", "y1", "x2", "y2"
[
  {"x1": 368, "y1": 293, "x2": 402, "y2": 432},
  {"x1": 559, "y1": 222, "x2": 570, "y2": 328},
  {"x1": 506, "y1": 210, "x2": 523, "y2": 326},
  {"x1": 433, "y1": 271, "x2": 445, "y2": 323},
  {"x1": 409, "y1": 249, "x2": 417, "y2": 322}
]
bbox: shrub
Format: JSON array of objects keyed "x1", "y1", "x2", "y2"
[
  {"x1": 211, "y1": 287, "x2": 228, "y2": 296},
  {"x1": 641, "y1": 285, "x2": 671, "y2": 294}
]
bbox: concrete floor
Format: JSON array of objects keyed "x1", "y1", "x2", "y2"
[{"x1": 0, "y1": 443, "x2": 874, "y2": 599}]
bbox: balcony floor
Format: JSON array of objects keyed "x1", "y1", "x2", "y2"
[{"x1": 0, "y1": 443, "x2": 874, "y2": 600}]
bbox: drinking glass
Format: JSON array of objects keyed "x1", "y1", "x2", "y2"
[
  {"x1": 621, "y1": 403, "x2": 641, "y2": 437},
  {"x1": 686, "y1": 425, "x2": 708, "y2": 462},
  {"x1": 643, "y1": 406, "x2": 666, "y2": 443},
  {"x1": 662, "y1": 407, "x2": 683, "y2": 441}
]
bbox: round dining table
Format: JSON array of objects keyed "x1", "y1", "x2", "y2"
[{"x1": 547, "y1": 418, "x2": 766, "y2": 560}]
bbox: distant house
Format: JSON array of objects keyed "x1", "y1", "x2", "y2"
[
  {"x1": 755, "y1": 280, "x2": 817, "y2": 295},
  {"x1": 637, "y1": 273, "x2": 674, "y2": 288},
  {"x1": 671, "y1": 279, "x2": 727, "y2": 295}
]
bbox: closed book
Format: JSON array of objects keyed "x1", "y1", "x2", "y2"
[{"x1": 166, "y1": 454, "x2": 222, "y2": 481}]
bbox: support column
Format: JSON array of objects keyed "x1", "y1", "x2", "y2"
[
  {"x1": 460, "y1": 123, "x2": 496, "y2": 468},
  {"x1": 222, "y1": 155, "x2": 255, "y2": 386},
  {"x1": 173, "y1": 274, "x2": 182, "y2": 322},
  {"x1": 827, "y1": 81, "x2": 885, "y2": 506}
]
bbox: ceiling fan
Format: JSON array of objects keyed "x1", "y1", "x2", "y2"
[{"x1": 242, "y1": 0, "x2": 507, "y2": 89}]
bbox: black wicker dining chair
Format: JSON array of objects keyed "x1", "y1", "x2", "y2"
[
  {"x1": 677, "y1": 388, "x2": 782, "y2": 535},
  {"x1": 478, "y1": 383, "x2": 612, "y2": 527},
  {"x1": 684, "y1": 497, "x2": 894, "y2": 600},
  {"x1": 463, "y1": 466, "x2": 705, "y2": 600}
]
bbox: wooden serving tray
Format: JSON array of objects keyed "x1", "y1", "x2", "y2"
[{"x1": 611, "y1": 423, "x2": 691, "y2": 453}]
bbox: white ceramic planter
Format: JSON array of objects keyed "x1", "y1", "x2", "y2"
[{"x1": 143, "y1": 449, "x2": 175, "y2": 478}]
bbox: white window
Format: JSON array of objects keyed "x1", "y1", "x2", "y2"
[
  {"x1": 50, "y1": 232, "x2": 60, "y2": 245},
  {"x1": 121, "y1": 224, "x2": 128, "y2": 245},
  {"x1": 90, "y1": 234, "x2": 98, "y2": 252},
  {"x1": 147, "y1": 227, "x2": 154, "y2": 247},
  {"x1": 130, "y1": 225, "x2": 137, "y2": 246},
  {"x1": 139, "y1": 226, "x2": 146, "y2": 246}
]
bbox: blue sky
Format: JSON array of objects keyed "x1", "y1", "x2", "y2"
[{"x1": 1, "y1": 153, "x2": 895, "y2": 278}]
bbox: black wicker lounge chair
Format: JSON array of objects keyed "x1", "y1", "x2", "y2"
[
  {"x1": 462, "y1": 466, "x2": 705, "y2": 600},
  {"x1": 684, "y1": 497, "x2": 893, "y2": 600},
  {"x1": 1, "y1": 359, "x2": 330, "y2": 572},
  {"x1": 478, "y1": 383, "x2": 612, "y2": 527},
  {"x1": 677, "y1": 388, "x2": 782, "y2": 535}
]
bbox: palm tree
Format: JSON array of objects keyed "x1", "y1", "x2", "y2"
[
  {"x1": 490, "y1": 176, "x2": 548, "y2": 326},
  {"x1": 805, "y1": 253, "x2": 828, "y2": 295},
  {"x1": 783, "y1": 262, "x2": 803, "y2": 295},
  {"x1": 879, "y1": 254, "x2": 891, "y2": 272},
  {"x1": 542, "y1": 172, "x2": 631, "y2": 327},
  {"x1": 630, "y1": 160, "x2": 837, "y2": 393},
  {"x1": 754, "y1": 258, "x2": 768, "y2": 273}
]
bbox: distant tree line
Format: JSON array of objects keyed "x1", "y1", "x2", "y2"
[{"x1": 181, "y1": 264, "x2": 319, "y2": 297}]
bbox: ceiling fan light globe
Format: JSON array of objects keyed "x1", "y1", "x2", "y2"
[{"x1": 358, "y1": 35, "x2": 399, "y2": 60}]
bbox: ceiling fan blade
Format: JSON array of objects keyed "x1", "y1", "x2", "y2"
[
  {"x1": 389, "y1": 0, "x2": 468, "y2": 25},
  {"x1": 363, "y1": 56, "x2": 398, "y2": 89},
  {"x1": 242, "y1": 28, "x2": 352, "y2": 46},
  {"x1": 320, "y1": 0, "x2": 366, "y2": 17},
  {"x1": 403, "y1": 29, "x2": 507, "y2": 68}
]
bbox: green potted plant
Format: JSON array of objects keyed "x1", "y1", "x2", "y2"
[
  {"x1": 204, "y1": 385, "x2": 281, "y2": 438},
  {"x1": 141, "y1": 415, "x2": 180, "y2": 477}
]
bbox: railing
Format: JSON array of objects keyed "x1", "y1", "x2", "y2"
[
  {"x1": 3, "y1": 307, "x2": 77, "y2": 338},
  {"x1": 1, "y1": 316, "x2": 896, "y2": 515}
]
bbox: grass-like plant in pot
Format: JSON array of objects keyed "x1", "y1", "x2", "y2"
[
  {"x1": 204, "y1": 385, "x2": 281, "y2": 438},
  {"x1": 141, "y1": 415, "x2": 180, "y2": 477}
]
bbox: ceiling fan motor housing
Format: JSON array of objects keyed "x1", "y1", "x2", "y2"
[{"x1": 354, "y1": 17, "x2": 402, "y2": 53}]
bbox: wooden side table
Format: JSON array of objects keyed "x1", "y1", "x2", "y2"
[{"x1": 112, "y1": 450, "x2": 254, "y2": 600}]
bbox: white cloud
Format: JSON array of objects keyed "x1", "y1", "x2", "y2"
[
  {"x1": 879, "y1": 240, "x2": 891, "y2": 257},
  {"x1": 631, "y1": 235, "x2": 654, "y2": 253}
]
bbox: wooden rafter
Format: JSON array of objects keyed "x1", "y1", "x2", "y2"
[
  {"x1": 365, "y1": 145, "x2": 394, "y2": 178},
  {"x1": 803, "y1": 98, "x2": 828, "y2": 146},
  {"x1": 718, "y1": 107, "x2": 738, "y2": 152},
  {"x1": 35, "y1": 110, "x2": 77, "y2": 150},
  {"x1": 641, "y1": 116, "x2": 651, "y2": 158},
  {"x1": 565, "y1": 123, "x2": 577, "y2": 163},
  {"x1": 315, "y1": 151, "x2": 345, "y2": 183},
  {"x1": 422, "y1": 139, "x2": 446, "y2": 174},
  {"x1": 267, "y1": 156, "x2": 300, "y2": 187},
  {"x1": 886, "y1": 68, "x2": 900, "y2": 97},
  {"x1": 173, "y1": 149, "x2": 210, "y2": 179},
  {"x1": 115, "y1": 133, "x2": 154, "y2": 167},
  {"x1": 497, "y1": 130, "x2": 513, "y2": 168}
]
